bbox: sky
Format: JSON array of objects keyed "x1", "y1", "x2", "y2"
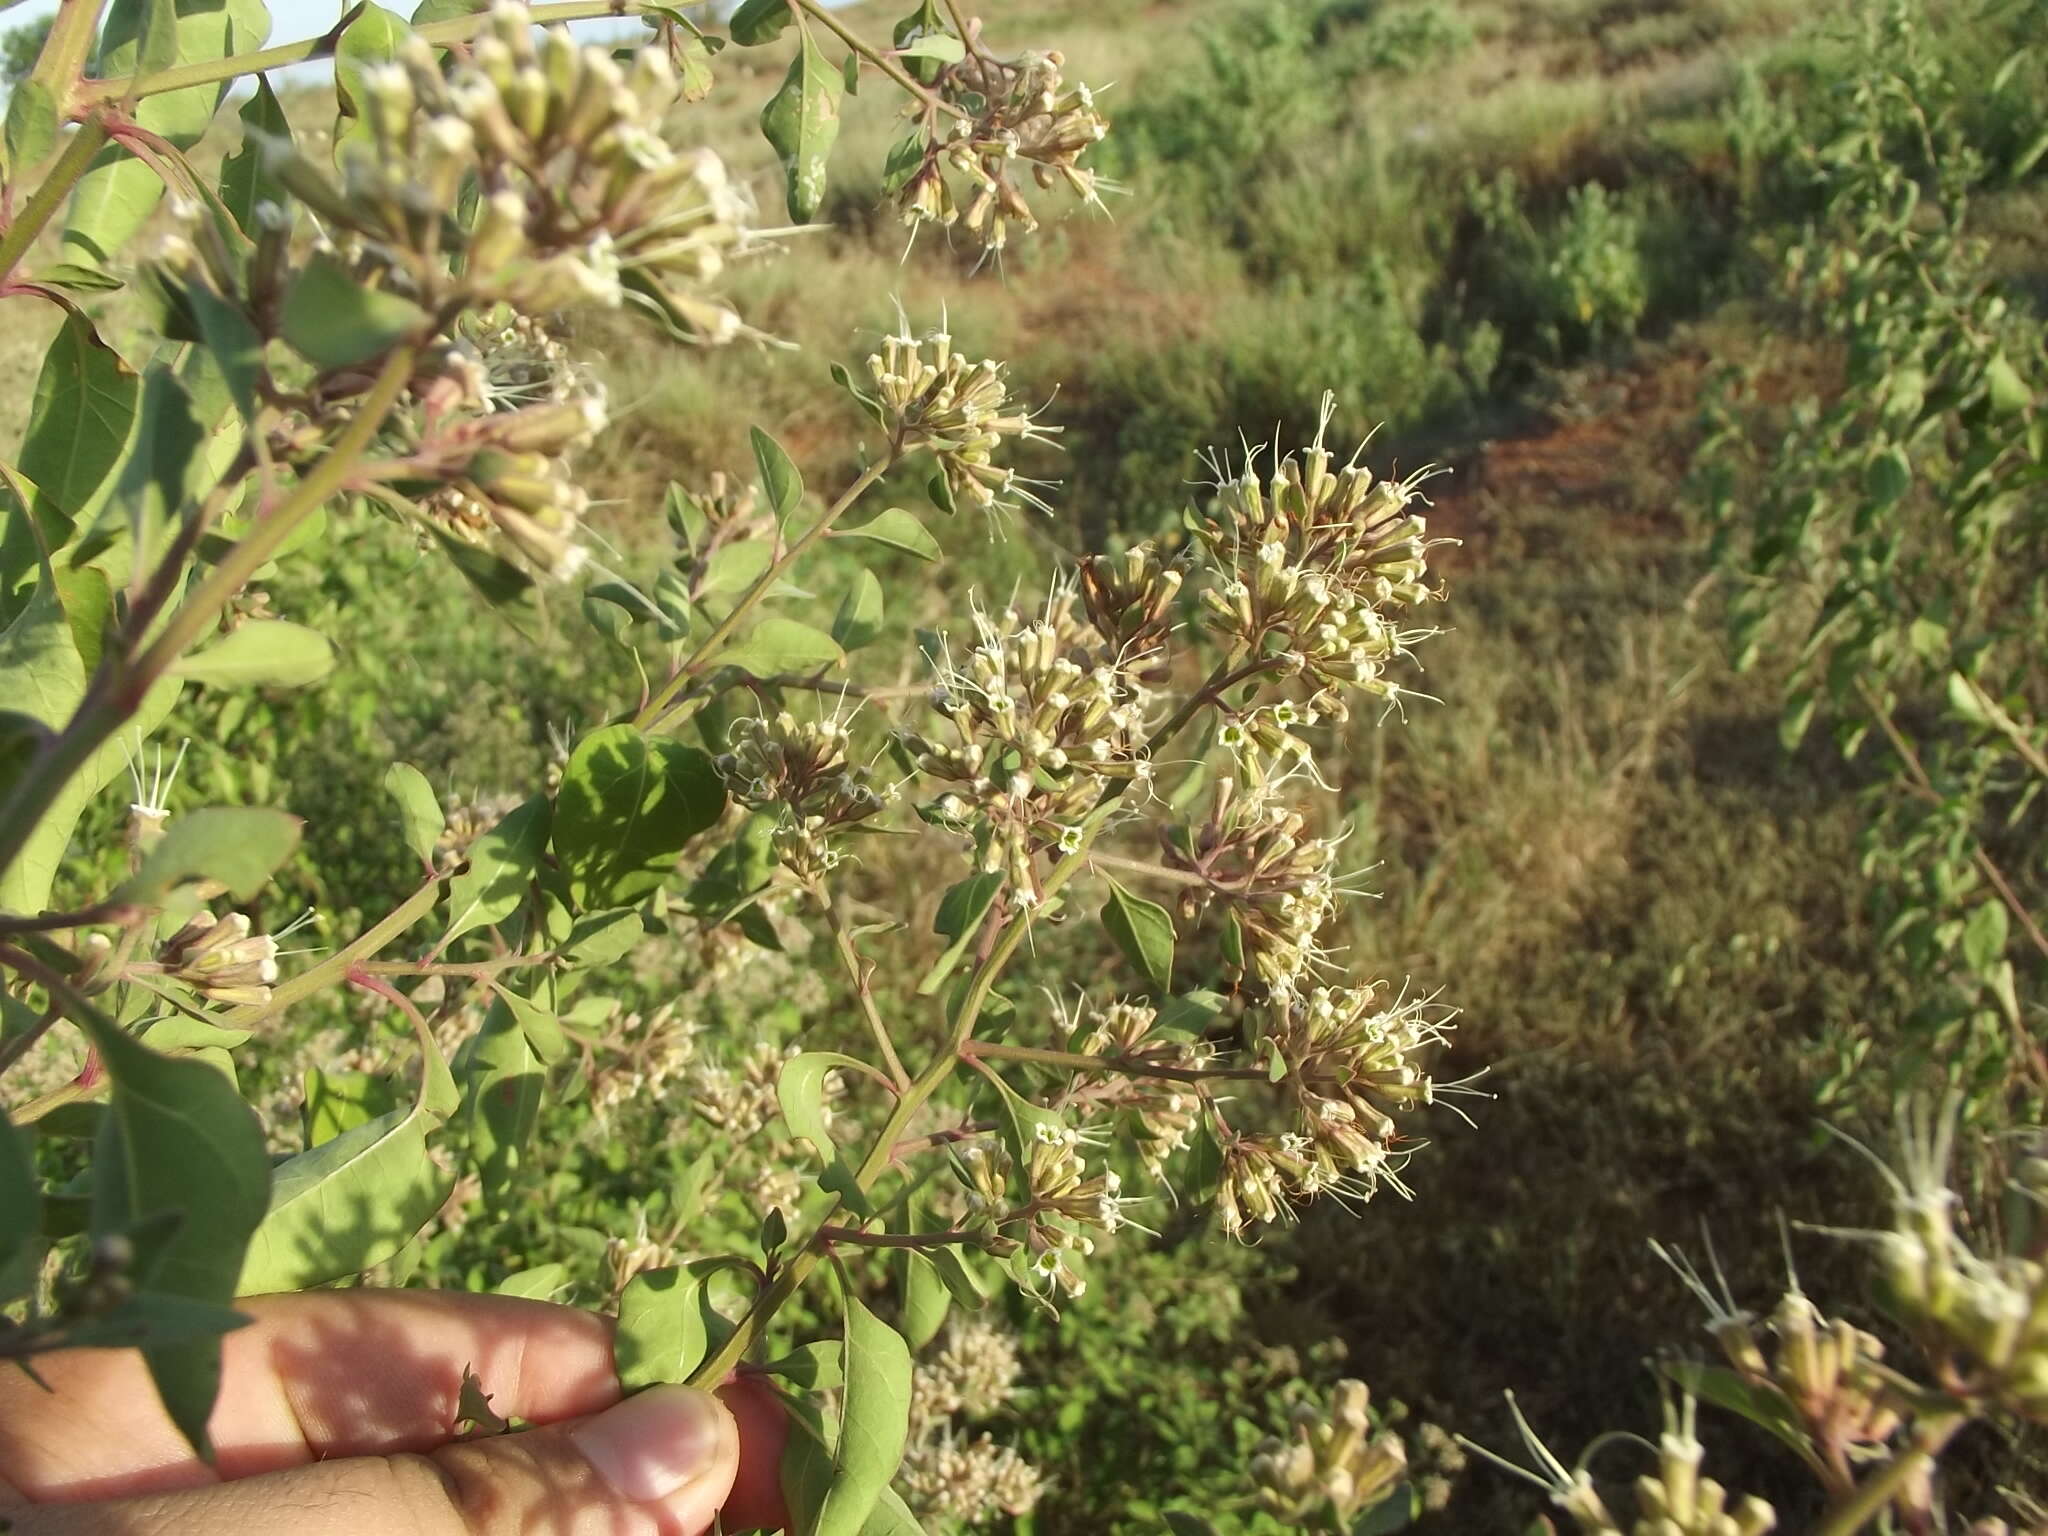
[{"x1": 13, "y1": 0, "x2": 736, "y2": 87}]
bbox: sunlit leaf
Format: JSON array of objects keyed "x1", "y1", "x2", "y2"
[
  {"x1": 443, "y1": 793, "x2": 550, "y2": 945},
  {"x1": 553, "y1": 725, "x2": 725, "y2": 909},
  {"x1": 718, "y1": 617, "x2": 844, "y2": 679},
  {"x1": 899, "y1": 1249, "x2": 949, "y2": 1349},
  {"x1": 751, "y1": 426, "x2": 803, "y2": 522},
  {"x1": 835, "y1": 508, "x2": 939, "y2": 562},
  {"x1": 173, "y1": 620, "x2": 334, "y2": 690},
  {"x1": 832, "y1": 569, "x2": 885, "y2": 650},
  {"x1": 237, "y1": 1025, "x2": 457, "y2": 1294},
  {"x1": 384, "y1": 762, "x2": 444, "y2": 868},
  {"x1": 760, "y1": 25, "x2": 843, "y2": 222},
  {"x1": 777, "y1": 1052, "x2": 872, "y2": 1217}
]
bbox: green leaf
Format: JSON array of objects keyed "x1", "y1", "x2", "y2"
[
  {"x1": 173, "y1": 620, "x2": 334, "y2": 689},
  {"x1": 139, "y1": 1017, "x2": 252, "y2": 1052},
  {"x1": 879, "y1": 133, "x2": 926, "y2": 196},
  {"x1": 751, "y1": 426, "x2": 803, "y2": 521},
  {"x1": 614, "y1": 1259, "x2": 747, "y2": 1388},
  {"x1": 728, "y1": 0, "x2": 791, "y2": 45},
  {"x1": 114, "y1": 807, "x2": 301, "y2": 906},
  {"x1": 3, "y1": 78, "x2": 58, "y2": 173},
  {"x1": 1985, "y1": 352, "x2": 2031, "y2": 418},
  {"x1": 927, "y1": 1245, "x2": 990, "y2": 1311},
  {"x1": 411, "y1": 0, "x2": 488, "y2": 21},
  {"x1": 1163, "y1": 1516, "x2": 1223, "y2": 1536},
  {"x1": 685, "y1": 811, "x2": 779, "y2": 922},
  {"x1": 492, "y1": 1261, "x2": 570, "y2": 1299},
  {"x1": 762, "y1": 1341, "x2": 844, "y2": 1392},
  {"x1": 701, "y1": 539, "x2": 775, "y2": 594},
  {"x1": 916, "y1": 872, "x2": 1002, "y2": 995},
  {"x1": 237, "y1": 1026, "x2": 458, "y2": 1294},
  {"x1": 812, "y1": 1288, "x2": 914, "y2": 1536},
  {"x1": 894, "y1": 32, "x2": 962, "y2": 62},
  {"x1": 718, "y1": 617, "x2": 844, "y2": 679},
  {"x1": 281, "y1": 251, "x2": 430, "y2": 371},
  {"x1": 490, "y1": 982, "x2": 568, "y2": 1066},
  {"x1": 1352, "y1": 1485, "x2": 1416, "y2": 1535},
  {"x1": 430, "y1": 524, "x2": 533, "y2": 607},
  {"x1": 135, "y1": 0, "x2": 180, "y2": 74},
  {"x1": 18, "y1": 310, "x2": 138, "y2": 545},
  {"x1": 899, "y1": 1249, "x2": 949, "y2": 1349},
  {"x1": 26, "y1": 262, "x2": 126, "y2": 294},
  {"x1": 56, "y1": 1291, "x2": 251, "y2": 1356},
  {"x1": 1663, "y1": 1362, "x2": 1808, "y2": 1459},
  {"x1": 1947, "y1": 671, "x2": 1992, "y2": 727},
  {"x1": 219, "y1": 77, "x2": 290, "y2": 236},
  {"x1": 1101, "y1": 877, "x2": 1175, "y2": 993},
  {"x1": 302, "y1": 1067, "x2": 397, "y2": 1147},
  {"x1": 463, "y1": 993, "x2": 546, "y2": 1196},
  {"x1": 835, "y1": 508, "x2": 939, "y2": 562},
  {"x1": 1862, "y1": 446, "x2": 1911, "y2": 508},
  {"x1": 335, "y1": 2, "x2": 415, "y2": 138},
  {"x1": 1154, "y1": 989, "x2": 1227, "y2": 1037},
  {"x1": 617, "y1": 1265, "x2": 710, "y2": 1388},
  {"x1": 777, "y1": 1052, "x2": 872, "y2": 1217},
  {"x1": 67, "y1": 361, "x2": 205, "y2": 572},
  {"x1": 553, "y1": 725, "x2": 726, "y2": 909},
  {"x1": 833, "y1": 569, "x2": 885, "y2": 651},
  {"x1": 1777, "y1": 688, "x2": 1816, "y2": 753},
  {"x1": 1963, "y1": 900, "x2": 2010, "y2": 977},
  {"x1": 180, "y1": 280, "x2": 265, "y2": 424},
  {"x1": 384, "y1": 762, "x2": 443, "y2": 868},
  {"x1": 563, "y1": 906, "x2": 644, "y2": 966},
  {"x1": 443, "y1": 793, "x2": 550, "y2": 945},
  {"x1": 82, "y1": 1009, "x2": 268, "y2": 1456},
  {"x1": 760, "y1": 25, "x2": 843, "y2": 223}
]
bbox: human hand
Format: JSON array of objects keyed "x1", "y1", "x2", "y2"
[{"x1": 0, "y1": 1289, "x2": 791, "y2": 1535}]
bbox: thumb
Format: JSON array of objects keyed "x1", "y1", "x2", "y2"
[{"x1": 10, "y1": 1384, "x2": 748, "y2": 1536}]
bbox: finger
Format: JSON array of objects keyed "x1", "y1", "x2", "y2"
[
  {"x1": 717, "y1": 1374, "x2": 794, "y2": 1532},
  {"x1": 0, "y1": 1290, "x2": 619, "y2": 1499},
  {"x1": 4, "y1": 1383, "x2": 749, "y2": 1536},
  {"x1": 0, "y1": 1290, "x2": 789, "y2": 1528}
]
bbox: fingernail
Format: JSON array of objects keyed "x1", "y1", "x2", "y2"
[{"x1": 571, "y1": 1385, "x2": 725, "y2": 1502}]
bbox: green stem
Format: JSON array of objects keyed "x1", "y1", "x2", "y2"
[
  {"x1": 25, "y1": 0, "x2": 108, "y2": 115},
  {"x1": 1810, "y1": 1416, "x2": 1963, "y2": 1536},
  {"x1": 75, "y1": 0, "x2": 652, "y2": 104},
  {"x1": 634, "y1": 457, "x2": 892, "y2": 730},
  {"x1": 221, "y1": 875, "x2": 446, "y2": 1032},
  {"x1": 818, "y1": 884, "x2": 909, "y2": 1090},
  {"x1": 795, "y1": 0, "x2": 962, "y2": 119},
  {"x1": 815, "y1": 1224, "x2": 980, "y2": 1250},
  {"x1": 966, "y1": 1040, "x2": 1262, "y2": 1085},
  {"x1": 1085, "y1": 850, "x2": 1208, "y2": 890},
  {"x1": 0, "y1": 117, "x2": 109, "y2": 286}
]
